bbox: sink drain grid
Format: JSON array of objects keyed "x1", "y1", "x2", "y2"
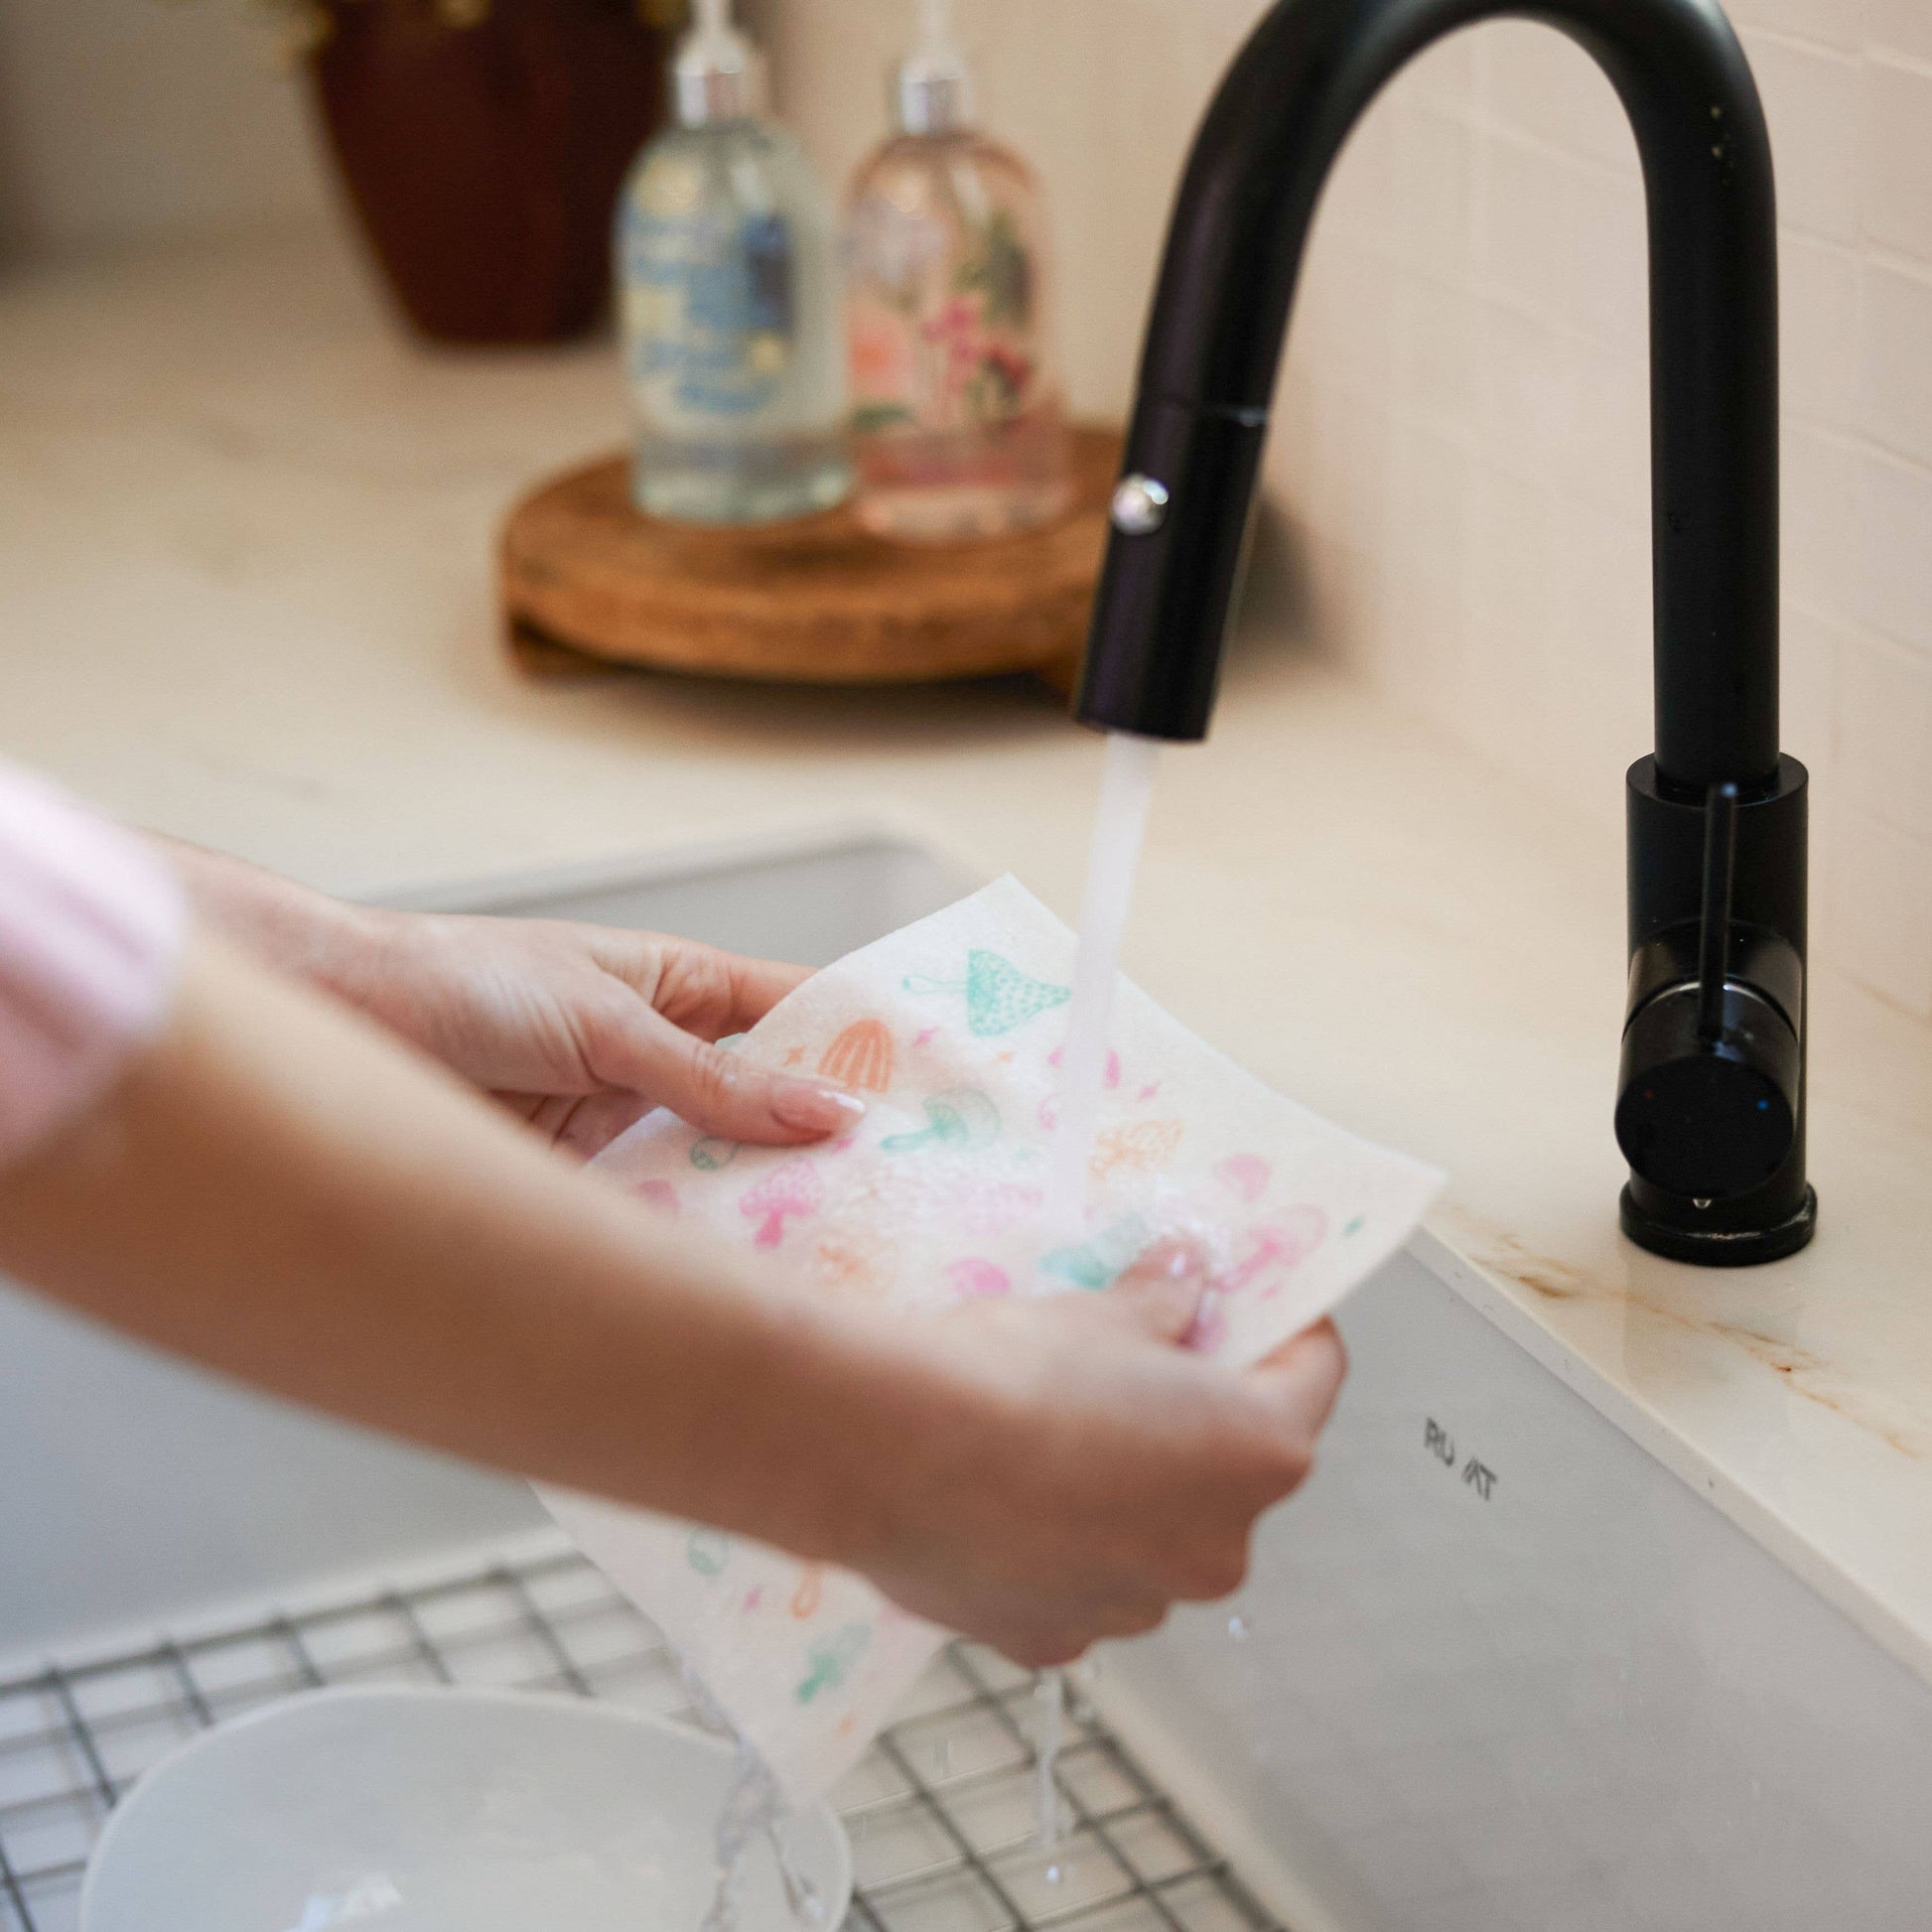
[{"x1": 0, "y1": 1539, "x2": 1282, "y2": 1932}]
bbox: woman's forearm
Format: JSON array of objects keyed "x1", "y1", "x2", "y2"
[
  {"x1": 0, "y1": 931, "x2": 1350, "y2": 1664},
  {"x1": 0, "y1": 934, "x2": 889, "y2": 1564},
  {"x1": 140, "y1": 834, "x2": 388, "y2": 997}
]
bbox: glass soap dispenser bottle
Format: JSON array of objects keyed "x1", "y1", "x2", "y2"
[
  {"x1": 843, "y1": 0, "x2": 1073, "y2": 542},
  {"x1": 617, "y1": 0, "x2": 851, "y2": 525}
]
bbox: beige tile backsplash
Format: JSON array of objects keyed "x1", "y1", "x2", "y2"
[
  {"x1": 0, "y1": 0, "x2": 1924, "y2": 1027},
  {"x1": 767, "y1": 0, "x2": 1932, "y2": 1029}
]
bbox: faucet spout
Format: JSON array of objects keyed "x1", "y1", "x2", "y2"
[
  {"x1": 1079, "y1": 0, "x2": 1815, "y2": 1263},
  {"x1": 1078, "y1": 0, "x2": 1776, "y2": 791}
]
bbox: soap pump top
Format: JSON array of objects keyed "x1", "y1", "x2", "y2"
[
  {"x1": 671, "y1": 0, "x2": 765, "y2": 126},
  {"x1": 895, "y1": 0, "x2": 975, "y2": 135}
]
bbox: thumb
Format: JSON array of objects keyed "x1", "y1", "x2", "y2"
[
  {"x1": 587, "y1": 1000, "x2": 868, "y2": 1146},
  {"x1": 1249, "y1": 1318, "x2": 1348, "y2": 1438},
  {"x1": 1106, "y1": 1240, "x2": 1211, "y2": 1344}
]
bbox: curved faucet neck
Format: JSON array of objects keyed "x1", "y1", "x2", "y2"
[{"x1": 1079, "y1": 0, "x2": 1779, "y2": 793}]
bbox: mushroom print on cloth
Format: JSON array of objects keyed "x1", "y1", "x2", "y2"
[{"x1": 537, "y1": 878, "x2": 1443, "y2": 1807}]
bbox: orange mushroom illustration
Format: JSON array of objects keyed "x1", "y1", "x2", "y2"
[
  {"x1": 1092, "y1": 1118, "x2": 1184, "y2": 1177},
  {"x1": 817, "y1": 1017, "x2": 896, "y2": 1092}
]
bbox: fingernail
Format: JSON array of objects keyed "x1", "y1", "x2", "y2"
[
  {"x1": 770, "y1": 1075, "x2": 868, "y2": 1134},
  {"x1": 1145, "y1": 1239, "x2": 1206, "y2": 1283}
]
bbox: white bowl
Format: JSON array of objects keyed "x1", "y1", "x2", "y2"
[{"x1": 79, "y1": 1685, "x2": 851, "y2": 1932}]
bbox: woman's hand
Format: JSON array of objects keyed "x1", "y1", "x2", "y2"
[
  {"x1": 841, "y1": 1249, "x2": 1347, "y2": 1664},
  {"x1": 0, "y1": 930, "x2": 1345, "y2": 1674},
  {"x1": 334, "y1": 910, "x2": 859, "y2": 1156},
  {"x1": 149, "y1": 837, "x2": 862, "y2": 1156}
]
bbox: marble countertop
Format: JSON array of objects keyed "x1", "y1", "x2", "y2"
[{"x1": 4, "y1": 228, "x2": 1930, "y2": 1690}]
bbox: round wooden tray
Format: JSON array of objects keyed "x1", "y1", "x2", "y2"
[{"x1": 499, "y1": 424, "x2": 1122, "y2": 686}]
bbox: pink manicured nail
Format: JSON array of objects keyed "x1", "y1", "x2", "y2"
[
  {"x1": 1144, "y1": 1238, "x2": 1208, "y2": 1283},
  {"x1": 770, "y1": 1076, "x2": 868, "y2": 1134}
]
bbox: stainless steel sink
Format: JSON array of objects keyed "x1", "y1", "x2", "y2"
[{"x1": 7, "y1": 830, "x2": 1932, "y2": 1932}]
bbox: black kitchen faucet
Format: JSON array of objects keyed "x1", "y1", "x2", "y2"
[{"x1": 1076, "y1": 0, "x2": 1815, "y2": 1264}]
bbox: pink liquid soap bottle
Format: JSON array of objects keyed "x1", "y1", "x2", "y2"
[{"x1": 843, "y1": 0, "x2": 1074, "y2": 543}]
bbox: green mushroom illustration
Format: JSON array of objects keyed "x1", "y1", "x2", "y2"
[
  {"x1": 882, "y1": 1087, "x2": 1001, "y2": 1155},
  {"x1": 903, "y1": 951, "x2": 1071, "y2": 1036},
  {"x1": 796, "y1": 1622, "x2": 873, "y2": 1704}
]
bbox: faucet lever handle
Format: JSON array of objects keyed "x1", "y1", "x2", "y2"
[
  {"x1": 1696, "y1": 782, "x2": 1740, "y2": 1042},
  {"x1": 1615, "y1": 776, "x2": 1803, "y2": 1208}
]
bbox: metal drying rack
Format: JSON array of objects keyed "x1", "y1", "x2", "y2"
[{"x1": 0, "y1": 1541, "x2": 1284, "y2": 1932}]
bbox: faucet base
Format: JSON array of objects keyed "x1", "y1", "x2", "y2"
[{"x1": 1619, "y1": 1183, "x2": 1818, "y2": 1267}]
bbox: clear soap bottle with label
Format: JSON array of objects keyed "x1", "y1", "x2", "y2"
[
  {"x1": 843, "y1": 0, "x2": 1073, "y2": 542},
  {"x1": 617, "y1": 0, "x2": 851, "y2": 525}
]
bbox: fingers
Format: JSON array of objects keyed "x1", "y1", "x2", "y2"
[
  {"x1": 600, "y1": 932, "x2": 813, "y2": 1040},
  {"x1": 581, "y1": 996, "x2": 866, "y2": 1146},
  {"x1": 1105, "y1": 1239, "x2": 1210, "y2": 1343},
  {"x1": 905, "y1": 1598, "x2": 1168, "y2": 1671},
  {"x1": 496, "y1": 1089, "x2": 655, "y2": 1161},
  {"x1": 988, "y1": 1591, "x2": 1172, "y2": 1667},
  {"x1": 578, "y1": 935, "x2": 840, "y2": 1140},
  {"x1": 1249, "y1": 1318, "x2": 1348, "y2": 1441}
]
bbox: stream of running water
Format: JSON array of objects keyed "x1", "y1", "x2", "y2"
[{"x1": 1036, "y1": 732, "x2": 1163, "y2": 1860}]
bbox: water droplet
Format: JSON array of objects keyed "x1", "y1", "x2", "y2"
[
  {"x1": 1044, "y1": 1863, "x2": 1064, "y2": 1887},
  {"x1": 1227, "y1": 1613, "x2": 1249, "y2": 1641}
]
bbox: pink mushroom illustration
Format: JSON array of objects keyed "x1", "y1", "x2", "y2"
[
  {"x1": 630, "y1": 1178, "x2": 680, "y2": 1216},
  {"x1": 1218, "y1": 1206, "x2": 1329, "y2": 1296},
  {"x1": 1214, "y1": 1154, "x2": 1272, "y2": 1204},
  {"x1": 945, "y1": 1258, "x2": 1013, "y2": 1299},
  {"x1": 740, "y1": 1159, "x2": 824, "y2": 1248}
]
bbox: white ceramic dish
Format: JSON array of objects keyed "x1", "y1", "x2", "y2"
[{"x1": 78, "y1": 1684, "x2": 852, "y2": 1932}]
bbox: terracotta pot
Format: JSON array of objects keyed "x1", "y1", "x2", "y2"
[{"x1": 308, "y1": 0, "x2": 679, "y2": 345}]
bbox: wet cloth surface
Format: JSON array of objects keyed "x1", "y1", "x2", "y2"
[{"x1": 539, "y1": 877, "x2": 1443, "y2": 1804}]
